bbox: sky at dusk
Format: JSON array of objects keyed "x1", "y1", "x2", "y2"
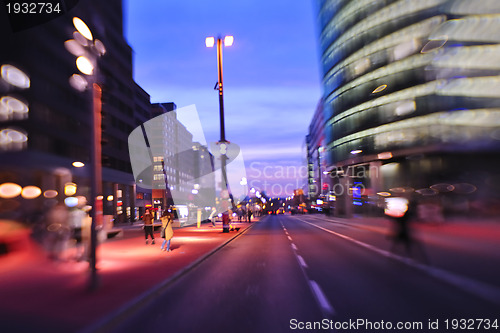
[{"x1": 124, "y1": 0, "x2": 322, "y2": 196}]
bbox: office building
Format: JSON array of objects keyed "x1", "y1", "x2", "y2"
[
  {"x1": 316, "y1": 0, "x2": 500, "y2": 217},
  {"x1": 139, "y1": 103, "x2": 215, "y2": 223},
  {"x1": 0, "y1": 0, "x2": 147, "y2": 223},
  {"x1": 306, "y1": 100, "x2": 326, "y2": 201}
]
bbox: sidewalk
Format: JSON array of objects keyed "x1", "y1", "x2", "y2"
[{"x1": 0, "y1": 219, "x2": 258, "y2": 332}]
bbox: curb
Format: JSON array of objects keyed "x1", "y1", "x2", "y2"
[{"x1": 79, "y1": 221, "x2": 259, "y2": 333}]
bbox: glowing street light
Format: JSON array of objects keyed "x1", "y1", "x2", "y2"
[
  {"x1": 224, "y1": 35, "x2": 234, "y2": 46},
  {"x1": 205, "y1": 37, "x2": 215, "y2": 48},
  {"x1": 21, "y1": 186, "x2": 42, "y2": 199},
  {"x1": 72, "y1": 161, "x2": 85, "y2": 168},
  {"x1": 205, "y1": 35, "x2": 233, "y2": 143},
  {"x1": 66, "y1": 16, "x2": 106, "y2": 291},
  {"x1": 0, "y1": 182, "x2": 22, "y2": 198},
  {"x1": 72, "y1": 17, "x2": 93, "y2": 40},
  {"x1": 206, "y1": 34, "x2": 234, "y2": 233},
  {"x1": 76, "y1": 56, "x2": 94, "y2": 75},
  {"x1": 1, "y1": 64, "x2": 30, "y2": 89}
]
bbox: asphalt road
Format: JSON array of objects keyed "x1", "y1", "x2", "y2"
[{"x1": 113, "y1": 215, "x2": 500, "y2": 333}]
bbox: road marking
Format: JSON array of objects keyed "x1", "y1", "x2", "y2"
[
  {"x1": 309, "y1": 280, "x2": 335, "y2": 315},
  {"x1": 295, "y1": 216, "x2": 500, "y2": 306},
  {"x1": 297, "y1": 254, "x2": 308, "y2": 268},
  {"x1": 285, "y1": 219, "x2": 336, "y2": 320}
]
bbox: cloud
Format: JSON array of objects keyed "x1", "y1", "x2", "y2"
[{"x1": 241, "y1": 143, "x2": 304, "y2": 161}]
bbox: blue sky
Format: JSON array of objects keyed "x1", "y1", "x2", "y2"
[{"x1": 124, "y1": 0, "x2": 322, "y2": 196}]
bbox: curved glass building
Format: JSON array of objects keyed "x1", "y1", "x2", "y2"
[{"x1": 316, "y1": 0, "x2": 500, "y2": 217}]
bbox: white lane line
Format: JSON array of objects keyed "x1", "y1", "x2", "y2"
[
  {"x1": 309, "y1": 280, "x2": 335, "y2": 315},
  {"x1": 284, "y1": 220, "x2": 335, "y2": 319},
  {"x1": 297, "y1": 254, "x2": 308, "y2": 268},
  {"x1": 295, "y1": 217, "x2": 500, "y2": 306}
]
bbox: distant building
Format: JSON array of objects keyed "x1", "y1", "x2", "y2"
[
  {"x1": 133, "y1": 83, "x2": 153, "y2": 216},
  {"x1": 306, "y1": 99, "x2": 326, "y2": 201},
  {"x1": 145, "y1": 103, "x2": 215, "y2": 222},
  {"x1": 315, "y1": 0, "x2": 500, "y2": 217}
]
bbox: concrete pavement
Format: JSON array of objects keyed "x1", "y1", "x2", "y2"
[
  {"x1": 1, "y1": 213, "x2": 498, "y2": 332},
  {"x1": 0, "y1": 218, "x2": 258, "y2": 333}
]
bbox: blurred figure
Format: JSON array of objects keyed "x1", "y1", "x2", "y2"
[
  {"x1": 385, "y1": 196, "x2": 428, "y2": 263},
  {"x1": 68, "y1": 205, "x2": 88, "y2": 261},
  {"x1": 209, "y1": 207, "x2": 217, "y2": 227},
  {"x1": 222, "y1": 211, "x2": 230, "y2": 232},
  {"x1": 81, "y1": 206, "x2": 92, "y2": 261},
  {"x1": 247, "y1": 209, "x2": 253, "y2": 223},
  {"x1": 228, "y1": 210, "x2": 236, "y2": 231},
  {"x1": 160, "y1": 210, "x2": 174, "y2": 252},
  {"x1": 143, "y1": 209, "x2": 155, "y2": 245},
  {"x1": 44, "y1": 203, "x2": 70, "y2": 261}
]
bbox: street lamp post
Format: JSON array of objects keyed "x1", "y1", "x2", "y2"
[
  {"x1": 65, "y1": 17, "x2": 105, "y2": 291},
  {"x1": 206, "y1": 35, "x2": 233, "y2": 232}
]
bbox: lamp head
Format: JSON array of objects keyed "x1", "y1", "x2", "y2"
[
  {"x1": 72, "y1": 17, "x2": 93, "y2": 41},
  {"x1": 205, "y1": 37, "x2": 215, "y2": 47},
  {"x1": 224, "y1": 36, "x2": 234, "y2": 46}
]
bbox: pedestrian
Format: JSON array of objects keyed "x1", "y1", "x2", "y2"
[
  {"x1": 386, "y1": 196, "x2": 427, "y2": 263},
  {"x1": 209, "y1": 207, "x2": 217, "y2": 227},
  {"x1": 44, "y1": 202, "x2": 70, "y2": 261},
  {"x1": 68, "y1": 205, "x2": 87, "y2": 261},
  {"x1": 247, "y1": 209, "x2": 253, "y2": 223},
  {"x1": 143, "y1": 208, "x2": 155, "y2": 245},
  {"x1": 160, "y1": 210, "x2": 174, "y2": 252}
]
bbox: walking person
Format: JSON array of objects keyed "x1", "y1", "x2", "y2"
[
  {"x1": 386, "y1": 196, "x2": 428, "y2": 263},
  {"x1": 143, "y1": 209, "x2": 155, "y2": 245},
  {"x1": 68, "y1": 205, "x2": 87, "y2": 261},
  {"x1": 45, "y1": 202, "x2": 70, "y2": 261},
  {"x1": 160, "y1": 210, "x2": 174, "y2": 252},
  {"x1": 247, "y1": 209, "x2": 253, "y2": 223}
]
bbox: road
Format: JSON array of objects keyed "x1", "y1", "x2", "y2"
[{"x1": 112, "y1": 215, "x2": 500, "y2": 333}]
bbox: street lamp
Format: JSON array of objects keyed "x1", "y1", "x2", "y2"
[
  {"x1": 206, "y1": 35, "x2": 233, "y2": 232},
  {"x1": 205, "y1": 35, "x2": 233, "y2": 142},
  {"x1": 66, "y1": 16, "x2": 105, "y2": 291}
]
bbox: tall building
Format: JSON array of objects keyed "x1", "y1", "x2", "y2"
[
  {"x1": 316, "y1": 0, "x2": 500, "y2": 217},
  {"x1": 132, "y1": 103, "x2": 215, "y2": 224},
  {"x1": 306, "y1": 99, "x2": 326, "y2": 201},
  {"x1": 131, "y1": 83, "x2": 153, "y2": 219},
  {"x1": 0, "y1": 0, "x2": 147, "y2": 223}
]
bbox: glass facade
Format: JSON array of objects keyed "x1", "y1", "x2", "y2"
[{"x1": 316, "y1": 0, "x2": 500, "y2": 217}]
